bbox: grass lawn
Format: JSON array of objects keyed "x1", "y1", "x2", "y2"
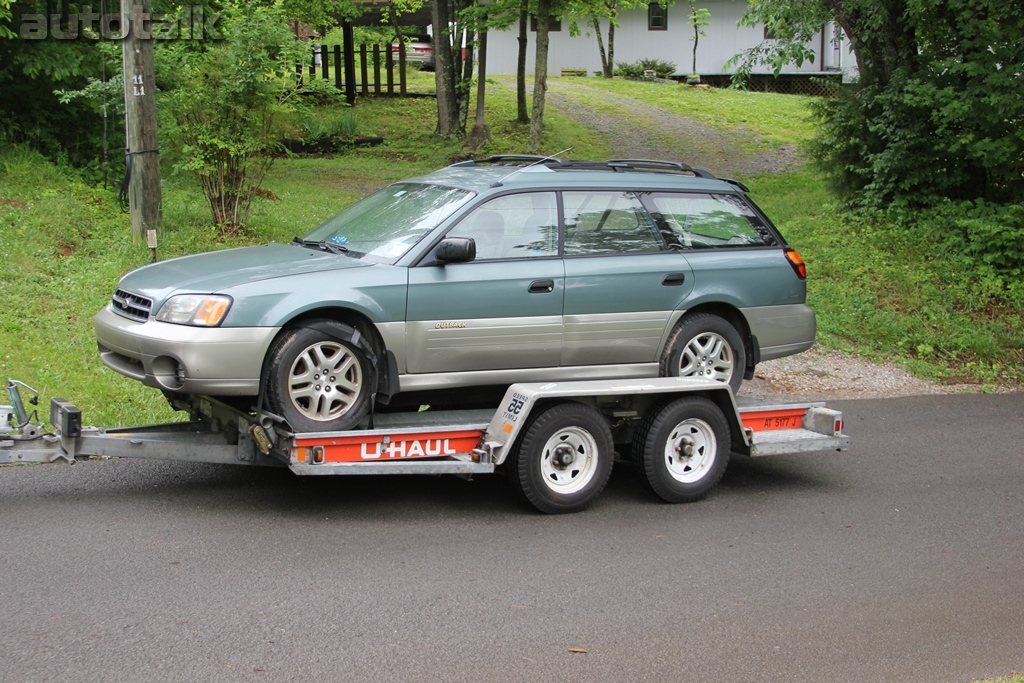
[{"x1": 1, "y1": 77, "x2": 1020, "y2": 427}]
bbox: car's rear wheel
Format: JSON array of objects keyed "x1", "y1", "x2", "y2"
[
  {"x1": 661, "y1": 313, "x2": 745, "y2": 394},
  {"x1": 265, "y1": 320, "x2": 374, "y2": 432}
]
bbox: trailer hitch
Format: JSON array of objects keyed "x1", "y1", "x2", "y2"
[{"x1": 4, "y1": 379, "x2": 45, "y2": 440}]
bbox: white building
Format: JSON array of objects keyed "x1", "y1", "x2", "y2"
[{"x1": 485, "y1": 0, "x2": 855, "y2": 80}]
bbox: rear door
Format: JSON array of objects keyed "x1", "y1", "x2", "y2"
[{"x1": 560, "y1": 190, "x2": 693, "y2": 366}]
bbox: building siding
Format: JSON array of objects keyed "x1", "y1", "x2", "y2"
[{"x1": 485, "y1": 0, "x2": 854, "y2": 78}]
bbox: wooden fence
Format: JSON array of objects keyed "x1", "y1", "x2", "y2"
[{"x1": 298, "y1": 43, "x2": 421, "y2": 99}]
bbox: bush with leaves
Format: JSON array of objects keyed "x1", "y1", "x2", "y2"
[
  {"x1": 160, "y1": 3, "x2": 308, "y2": 230},
  {"x1": 614, "y1": 58, "x2": 677, "y2": 79}
]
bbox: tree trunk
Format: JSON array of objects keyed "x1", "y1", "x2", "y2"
[
  {"x1": 432, "y1": 0, "x2": 459, "y2": 136},
  {"x1": 823, "y1": 0, "x2": 918, "y2": 85},
  {"x1": 592, "y1": 17, "x2": 609, "y2": 77},
  {"x1": 463, "y1": 30, "x2": 491, "y2": 152},
  {"x1": 528, "y1": 0, "x2": 551, "y2": 153},
  {"x1": 516, "y1": 2, "x2": 529, "y2": 124},
  {"x1": 606, "y1": 19, "x2": 614, "y2": 78}
]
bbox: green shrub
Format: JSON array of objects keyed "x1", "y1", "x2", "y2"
[
  {"x1": 615, "y1": 59, "x2": 677, "y2": 79},
  {"x1": 160, "y1": 2, "x2": 308, "y2": 230}
]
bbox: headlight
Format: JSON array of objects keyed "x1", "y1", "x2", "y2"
[{"x1": 155, "y1": 295, "x2": 232, "y2": 326}]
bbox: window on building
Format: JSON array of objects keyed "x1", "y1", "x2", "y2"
[{"x1": 648, "y1": 3, "x2": 668, "y2": 31}]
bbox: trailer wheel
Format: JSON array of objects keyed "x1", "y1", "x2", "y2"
[
  {"x1": 632, "y1": 397, "x2": 731, "y2": 503},
  {"x1": 265, "y1": 320, "x2": 373, "y2": 433},
  {"x1": 509, "y1": 402, "x2": 614, "y2": 514}
]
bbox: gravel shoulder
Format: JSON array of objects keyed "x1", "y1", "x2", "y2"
[{"x1": 738, "y1": 345, "x2": 974, "y2": 402}]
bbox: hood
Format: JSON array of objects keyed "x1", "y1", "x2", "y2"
[{"x1": 116, "y1": 243, "x2": 370, "y2": 303}]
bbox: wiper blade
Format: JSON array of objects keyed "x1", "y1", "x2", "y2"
[{"x1": 291, "y1": 237, "x2": 350, "y2": 255}]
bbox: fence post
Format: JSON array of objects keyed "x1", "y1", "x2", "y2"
[
  {"x1": 342, "y1": 20, "x2": 357, "y2": 105},
  {"x1": 386, "y1": 46, "x2": 394, "y2": 94},
  {"x1": 360, "y1": 44, "x2": 369, "y2": 95},
  {"x1": 333, "y1": 44, "x2": 342, "y2": 91},
  {"x1": 321, "y1": 43, "x2": 329, "y2": 80},
  {"x1": 399, "y1": 41, "x2": 407, "y2": 95},
  {"x1": 373, "y1": 44, "x2": 381, "y2": 95}
]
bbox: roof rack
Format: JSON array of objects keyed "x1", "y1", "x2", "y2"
[
  {"x1": 455, "y1": 155, "x2": 735, "y2": 185},
  {"x1": 604, "y1": 159, "x2": 718, "y2": 179},
  {"x1": 475, "y1": 154, "x2": 571, "y2": 167}
]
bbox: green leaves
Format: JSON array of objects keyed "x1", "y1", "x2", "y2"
[{"x1": 160, "y1": 2, "x2": 308, "y2": 229}]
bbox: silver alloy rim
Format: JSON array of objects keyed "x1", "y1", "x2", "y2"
[
  {"x1": 678, "y1": 332, "x2": 734, "y2": 383},
  {"x1": 663, "y1": 418, "x2": 717, "y2": 483},
  {"x1": 539, "y1": 426, "x2": 599, "y2": 494},
  {"x1": 288, "y1": 341, "x2": 362, "y2": 421}
]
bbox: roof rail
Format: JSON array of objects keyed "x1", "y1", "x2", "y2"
[
  {"x1": 605, "y1": 159, "x2": 718, "y2": 179},
  {"x1": 479, "y1": 154, "x2": 571, "y2": 167}
]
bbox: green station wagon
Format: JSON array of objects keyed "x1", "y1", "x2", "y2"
[{"x1": 95, "y1": 156, "x2": 815, "y2": 432}]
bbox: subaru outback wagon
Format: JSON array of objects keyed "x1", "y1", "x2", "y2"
[{"x1": 95, "y1": 156, "x2": 815, "y2": 432}]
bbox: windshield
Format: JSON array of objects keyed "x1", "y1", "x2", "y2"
[{"x1": 302, "y1": 183, "x2": 474, "y2": 264}]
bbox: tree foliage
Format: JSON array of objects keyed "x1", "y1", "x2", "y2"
[
  {"x1": 738, "y1": 1, "x2": 1024, "y2": 204},
  {"x1": 736, "y1": 0, "x2": 1024, "y2": 275},
  {"x1": 160, "y1": 2, "x2": 307, "y2": 229}
]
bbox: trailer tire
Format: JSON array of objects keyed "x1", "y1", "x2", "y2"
[
  {"x1": 265, "y1": 320, "x2": 374, "y2": 433},
  {"x1": 509, "y1": 402, "x2": 614, "y2": 514},
  {"x1": 632, "y1": 397, "x2": 730, "y2": 503}
]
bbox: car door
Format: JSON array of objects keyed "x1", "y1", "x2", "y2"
[
  {"x1": 560, "y1": 190, "x2": 694, "y2": 366},
  {"x1": 406, "y1": 191, "x2": 564, "y2": 374}
]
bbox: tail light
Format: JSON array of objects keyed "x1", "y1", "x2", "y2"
[{"x1": 785, "y1": 248, "x2": 807, "y2": 280}]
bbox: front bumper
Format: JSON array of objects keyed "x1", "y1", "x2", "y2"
[{"x1": 94, "y1": 305, "x2": 280, "y2": 395}]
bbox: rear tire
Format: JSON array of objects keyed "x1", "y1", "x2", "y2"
[
  {"x1": 509, "y1": 402, "x2": 615, "y2": 514},
  {"x1": 632, "y1": 397, "x2": 730, "y2": 503},
  {"x1": 265, "y1": 320, "x2": 374, "y2": 432},
  {"x1": 661, "y1": 313, "x2": 745, "y2": 393}
]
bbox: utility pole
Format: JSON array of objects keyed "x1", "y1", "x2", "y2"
[{"x1": 121, "y1": 0, "x2": 161, "y2": 253}]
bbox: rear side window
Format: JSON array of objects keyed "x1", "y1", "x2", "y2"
[
  {"x1": 563, "y1": 191, "x2": 665, "y2": 255},
  {"x1": 645, "y1": 193, "x2": 779, "y2": 249}
]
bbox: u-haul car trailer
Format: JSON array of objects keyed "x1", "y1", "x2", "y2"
[{"x1": 2, "y1": 377, "x2": 848, "y2": 513}]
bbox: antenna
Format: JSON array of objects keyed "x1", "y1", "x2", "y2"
[{"x1": 491, "y1": 146, "x2": 575, "y2": 187}]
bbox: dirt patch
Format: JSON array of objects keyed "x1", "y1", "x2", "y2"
[{"x1": 0, "y1": 198, "x2": 28, "y2": 209}]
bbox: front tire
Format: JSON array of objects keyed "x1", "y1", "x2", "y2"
[
  {"x1": 632, "y1": 397, "x2": 730, "y2": 503},
  {"x1": 661, "y1": 313, "x2": 745, "y2": 393},
  {"x1": 509, "y1": 402, "x2": 615, "y2": 514},
  {"x1": 265, "y1": 320, "x2": 374, "y2": 432}
]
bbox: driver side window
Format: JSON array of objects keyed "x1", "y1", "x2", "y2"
[{"x1": 450, "y1": 192, "x2": 559, "y2": 261}]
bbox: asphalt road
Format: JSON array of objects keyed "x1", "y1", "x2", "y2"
[{"x1": 1, "y1": 393, "x2": 1022, "y2": 682}]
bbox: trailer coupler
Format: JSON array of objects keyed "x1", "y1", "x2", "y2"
[{"x1": 2, "y1": 382, "x2": 284, "y2": 468}]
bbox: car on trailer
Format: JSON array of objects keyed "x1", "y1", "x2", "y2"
[{"x1": 94, "y1": 156, "x2": 815, "y2": 436}]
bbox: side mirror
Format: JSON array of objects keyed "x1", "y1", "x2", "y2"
[{"x1": 435, "y1": 237, "x2": 476, "y2": 265}]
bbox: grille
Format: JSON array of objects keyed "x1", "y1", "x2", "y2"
[{"x1": 111, "y1": 288, "x2": 153, "y2": 322}]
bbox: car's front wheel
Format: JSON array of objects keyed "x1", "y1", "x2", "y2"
[
  {"x1": 661, "y1": 313, "x2": 745, "y2": 393},
  {"x1": 265, "y1": 320, "x2": 374, "y2": 432}
]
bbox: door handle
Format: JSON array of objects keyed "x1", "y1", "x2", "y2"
[
  {"x1": 529, "y1": 279, "x2": 555, "y2": 293},
  {"x1": 662, "y1": 273, "x2": 686, "y2": 286}
]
